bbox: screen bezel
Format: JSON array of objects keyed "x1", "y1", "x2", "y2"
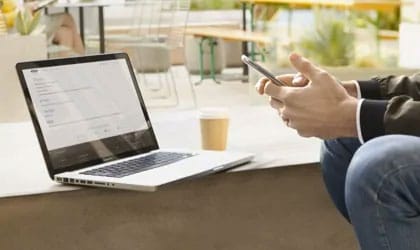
[{"x1": 16, "y1": 53, "x2": 159, "y2": 179}]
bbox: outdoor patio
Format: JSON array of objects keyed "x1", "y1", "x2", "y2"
[{"x1": 1, "y1": 0, "x2": 419, "y2": 249}]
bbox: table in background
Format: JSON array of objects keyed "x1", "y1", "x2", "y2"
[
  {"x1": 240, "y1": 0, "x2": 400, "y2": 12},
  {"x1": 48, "y1": 0, "x2": 127, "y2": 53},
  {"x1": 185, "y1": 27, "x2": 271, "y2": 84}
]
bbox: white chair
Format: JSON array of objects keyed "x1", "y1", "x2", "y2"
[{"x1": 106, "y1": 0, "x2": 196, "y2": 107}]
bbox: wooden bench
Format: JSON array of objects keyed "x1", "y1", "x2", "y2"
[
  {"x1": 185, "y1": 27, "x2": 271, "y2": 84},
  {"x1": 378, "y1": 29, "x2": 399, "y2": 40},
  {"x1": 185, "y1": 27, "x2": 271, "y2": 45}
]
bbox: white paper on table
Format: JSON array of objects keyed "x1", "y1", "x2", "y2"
[{"x1": 0, "y1": 122, "x2": 79, "y2": 198}]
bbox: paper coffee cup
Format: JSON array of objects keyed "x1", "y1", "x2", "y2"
[{"x1": 199, "y1": 108, "x2": 230, "y2": 151}]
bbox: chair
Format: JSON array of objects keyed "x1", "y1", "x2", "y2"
[{"x1": 106, "y1": 0, "x2": 196, "y2": 107}]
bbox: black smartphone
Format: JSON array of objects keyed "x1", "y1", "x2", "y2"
[{"x1": 241, "y1": 55, "x2": 287, "y2": 86}]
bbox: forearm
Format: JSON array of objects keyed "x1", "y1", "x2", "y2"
[
  {"x1": 342, "y1": 74, "x2": 420, "y2": 142},
  {"x1": 356, "y1": 73, "x2": 420, "y2": 100},
  {"x1": 357, "y1": 97, "x2": 420, "y2": 143}
]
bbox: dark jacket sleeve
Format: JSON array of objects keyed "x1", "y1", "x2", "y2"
[{"x1": 357, "y1": 73, "x2": 420, "y2": 142}]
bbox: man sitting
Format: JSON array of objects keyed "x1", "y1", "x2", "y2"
[{"x1": 257, "y1": 53, "x2": 420, "y2": 250}]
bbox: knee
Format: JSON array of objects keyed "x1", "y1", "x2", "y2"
[
  {"x1": 345, "y1": 135, "x2": 420, "y2": 207},
  {"x1": 320, "y1": 138, "x2": 360, "y2": 171},
  {"x1": 320, "y1": 139, "x2": 337, "y2": 172}
]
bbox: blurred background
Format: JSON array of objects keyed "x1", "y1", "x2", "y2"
[{"x1": 1, "y1": 0, "x2": 419, "y2": 114}]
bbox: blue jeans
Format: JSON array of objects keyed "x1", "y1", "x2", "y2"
[{"x1": 320, "y1": 135, "x2": 420, "y2": 250}]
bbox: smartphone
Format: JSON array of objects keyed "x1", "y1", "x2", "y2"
[{"x1": 241, "y1": 55, "x2": 287, "y2": 86}]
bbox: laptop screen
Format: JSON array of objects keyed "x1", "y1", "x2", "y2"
[{"x1": 18, "y1": 54, "x2": 159, "y2": 175}]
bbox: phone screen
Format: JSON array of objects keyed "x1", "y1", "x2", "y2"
[{"x1": 241, "y1": 55, "x2": 287, "y2": 86}]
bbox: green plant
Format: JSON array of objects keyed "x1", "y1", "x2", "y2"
[
  {"x1": 353, "y1": 10, "x2": 400, "y2": 31},
  {"x1": 354, "y1": 56, "x2": 379, "y2": 68},
  {"x1": 15, "y1": 7, "x2": 40, "y2": 35},
  {"x1": 190, "y1": 0, "x2": 240, "y2": 10},
  {"x1": 298, "y1": 10, "x2": 354, "y2": 67}
]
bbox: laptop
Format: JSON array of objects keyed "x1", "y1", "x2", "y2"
[{"x1": 16, "y1": 53, "x2": 254, "y2": 191}]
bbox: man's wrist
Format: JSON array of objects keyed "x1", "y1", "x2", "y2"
[
  {"x1": 359, "y1": 99, "x2": 388, "y2": 142},
  {"x1": 356, "y1": 99, "x2": 364, "y2": 144},
  {"x1": 338, "y1": 97, "x2": 359, "y2": 138},
  {"x1": 341, "y1": 81, "x2": 359, "y2": 98}
]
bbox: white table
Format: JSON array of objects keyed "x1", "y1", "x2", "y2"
[
  {"x1": 48, "y1": 0, "x2": 128, "y2": 53},
  {"x1": 0, "y1": 106, "x2": 321, "y2": 198}
]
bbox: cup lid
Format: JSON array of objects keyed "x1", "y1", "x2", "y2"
[{"x1": 199, "y1": 107, "x2": 229, "y2": 119}]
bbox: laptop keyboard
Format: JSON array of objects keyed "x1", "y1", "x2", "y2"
[{"x1": 81, "y1": 152, "x2": 195, "y2": 178}]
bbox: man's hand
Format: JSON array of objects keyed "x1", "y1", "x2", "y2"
[
  {"x1": 256, "y1": 73, "x2": 309, "y2": 111},
  {"x1": 257, "y1": 74, "x2": 359, "y2": 99},
  {"x1": 341, "y1": 81, "x2": 359, "y2": 98},
  {"x1": 256, "y1": 53, "x2": 359, "y2": 139}
]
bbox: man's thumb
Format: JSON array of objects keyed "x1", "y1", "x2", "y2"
[{"x1": 289, "y1": 53, "x2": 321, "y2": 81}]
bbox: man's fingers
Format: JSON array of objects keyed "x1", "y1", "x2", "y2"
[
  {"x1": 256, "y1": 77, "x2": 269, "y2": 95},
  {"x1": 256, "y1": 74, "x2": 298, "y2": 95},
  {"x1": 289, "y1": 53, "x2": 322, "y2": 80},
  {"x1": 264, "y1": 82, "x2": 290, "y2": 101},
  {"x1": 292, "y1": 72, "x2": 309, "y2": 86},
  {"x1": 269, "y1": 97, "x2": 283, "y2": 110},
  {"x1": 276, "y1": 74, "x2": 297, "y2": 87}
]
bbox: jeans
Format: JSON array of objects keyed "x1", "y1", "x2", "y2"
[{"x1": 320, "y1": 135, "x2": 420, "y2": 250}]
